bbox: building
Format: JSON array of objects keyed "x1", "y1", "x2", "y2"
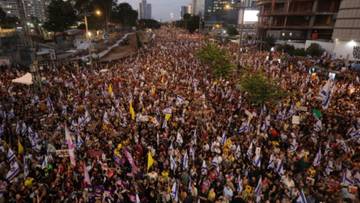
[
  {"x1": 332, "y1": 0, "x2": 360, "y2": 60},
  {"x1": 181, "y1": 5, "x2": 193, "y2": 19},
  {"x1": 204, "y1": 0, "x2": 240, "y2": 27},
  {"x1": 192, "y1": 0, "x2": 205, "y2": 17},
  {"x1": 0, "y1": 0, "x2": 20, "y2": 17},
  {"x1": 257, "y1": 0, "x2": 341, "y2": 41},
  {"x1": 0, "y1": 0, "x2": 49, "y2": 22},
  {"x1": 139, "y1": 0, "x2": 152, "y2": 19}
]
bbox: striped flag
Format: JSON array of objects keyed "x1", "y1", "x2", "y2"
[
  {"x1": 267, "y1": 154, "x2": 276, "y2": 170},
  {"x1": 255, "y1": 176, "x2": 262, "y2": 203},
  {"x1": 83, "y1": 162, "x2": 91, "y2": 186},
  {"x1": 312, "y1": 148, "x2": 322, "y2": 167},
  {"x1": 253, "y1": 147, "x2": 261, "y2": 168},
  {"x1": 296, "y1": 189, "x2": 308, "y2": 203},
  {"x1": 342, "y1": 169, "x2": 354, "y2": 186},
  {"x1": 325, "y1": 160, "x2": 334, "y2": 176},
  {"x1": 221, "y1": 131, "x2": 227, "y2": 146},
  {"x1": 247, "y1": 141, "x2": 254, "y2": 160},
  {"x1": 7, "y1": 148, "x2": 16, "y2": 162},
  {"x1": 6, "y1": 161, "x2": 20, "y2": 183},
  {"x1": 182, "y1": 151, "x2": 189, "y2": 170},
  {"x1": 237, "y1": 176, "x2": 243, "y2": 193},
  {"x1": 65, "y1": 126, "x2": 76, "y2": 167},
  {"x1": 171, "y1": 181, "x2": 179, "y2": 202}
]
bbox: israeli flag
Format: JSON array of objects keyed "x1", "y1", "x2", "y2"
[
  {"x1": 313, "y1": 148, "x2": 322, "y2": 167},
  {"x1": 314, "y1": 120, "x2": 322, "y2": 132},
  {"x1": 170, "y1": 154, "x2": 177, "y2": 172},
  {"x1": 354, "y1": 172, "x2": 360, "y2": 186},
  {"x1": 237, "y1": 176, "x2": 243, "y2": 193},
  {"x1": 7, "y1": 148, "x2": 16, "y2": 162},
  {"x1": 201, "y1": 160, "x2": 207, "y2": 175},
  {"x1": 267, "y1": 154, "x2": 276, "y2": 170},
  {"x1": 247, "y1": 141, "x2": 254, "y2": 160},
  {"x1": 276, "y1": 159, "x2": 285, "y2": 175},
  {"x1": 342, "y1": 169, "x2": 354, "y2": 186},
  {"x1": 325, "y1": 160, "x2": 334, "y2": 175},
  {"x1": 189, "y1": 146, "x2": 195, "y2": 161},
  {"x1": 46, "y1": 97, "x2": 54, "y2": 112},
  {"x1": 235, "y1": 145, "x2": 242, "y2": 159},
  {"x1": 182, "y1": 151, "x2": 189, "y2": 170},
  {"x1": 296, "y1": 189, "x2": 308, "y2": 203},
  {"x1": 0, "y1": 123, "x2": 4, "y2": 138},
  {"x1": 347, "y1": 127, "x2": 360, "y2": 139},
  {"x1": 221, "y1": 131, "x2": 227, "y2": 146},
  {"x1": 103, "y1": 112, "x2": 110, "y2": 124},
  {"x1": 171, "y1": 181, "x2": 179, "y2": 202},
  {"x1": 255, "y1": 176, "x2": 262, "y2": 203},
  {"x1": 253, "y1": 148, "x2": 261, "y2": 168},
  {"x1": 6, "y1": 160, "x2": 20, "y2": 183},
  {"x1": 238, "y1": 122, "x2": 250, "y2": 134},
  {"x1": 24, "y1": 156, "x2": 29, "y2": 177},
  {"x1": 289, "y1": 139, "x2": 298, "y2": 153}
]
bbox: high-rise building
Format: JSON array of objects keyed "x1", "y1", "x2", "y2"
[
  {"x1": 139, "y1": 0, "x2": 152, "y2": 19},
  {"x1": 0, "y1": 0, "x2": 49, "y2": 22},
  {"x1": 192, "y1": 0, "x2": 205, "y2": 17},
  {"x1": 257, "y1": 0, "x2": 341, "y2": 40},
  {"x1": 204, "y1": 0, "x2": 240, "y2": 26},
  {"x1": 181, "y1": 6, "x2": 188, "y2": 19},
  {"x1": 332, "y1": 0, "x2": 360, "y2": 60}
]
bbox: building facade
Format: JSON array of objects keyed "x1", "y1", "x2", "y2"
[
  {"x1": 0, "y1": 0, "x2": 48, "y2": 22},
  {"x1": 204, "y1": 0, "x2": 240, "y2": 26},
  {"x1": 139, "y1": 0, "x2": 152, "y2": 19},
  {"x1": 257, "y1": 0, "x2": 341, "y2": 40},
  {"x1": 332, "y1": 0, "x2": 360, "y2": 60},
  {"x1": 192, "y1": 0, "x2": 205, "y2": 17}
]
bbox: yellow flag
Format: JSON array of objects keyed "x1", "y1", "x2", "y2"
[
  {"x1": 165, "y1": 114, "x2": 171, "y2": 121},
  {"x1": 18, "y1": 140, "x2": 24, "y2": 155},
  {"x1": 108, "y1": 84, "x2": 113, "y2": 95},
  {"x1": 150, "y1": 85, "x2": 156, "y2": 96},
  {"x1": 147, "y1": 151, "x2": 154, "y2": 171},
  {"x1": 129, "y1": 101, "x2": 136, "y2": 120}
]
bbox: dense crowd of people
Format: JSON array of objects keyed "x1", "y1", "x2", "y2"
[{"x1": 0, "y1": 27, "x2": 359, "y2": 203}]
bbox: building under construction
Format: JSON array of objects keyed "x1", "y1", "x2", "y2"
[{"x1": 257, "y1": 0, "x2": 341, "y2": 40}]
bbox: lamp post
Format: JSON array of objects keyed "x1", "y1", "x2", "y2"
[
  {"x1": 84, "y1": 9, "x2": 102, "y2": 65},
  {"x1": 236, "y1": 0, "x2": 246, "y2": 67}
]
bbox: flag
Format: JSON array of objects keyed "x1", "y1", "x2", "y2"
[
  {"x1": 135, "y1": 193, "x2": 140, "y2": 203},
  {"x1": 6, "y1": 161, "x2": 20, "y2": 183},
  {"x1": 103, "y1": 112, "x2": 110, "y2": 124},
  {"x1": 253, "y1": 147, "x2": 261, "y2": 168},
  {"x1": 221, "y1": 131, "x2": 227, "y2": 146},
  {"x1": 84, "y1": 162, "x2": 91, "y2": 185},
  {"x1": 23, "y1": 156, "x2": 29, "y2": 177},
  {"x1": 325, "y1": 160, "x2": 334, "y2": 175},
  {"x1": 108, "y1": 84, "x2": 113, "y2": 96},
  {"x1": 289, "y1": 139, "x2": 298, "y2": 153},
  {"x1": 276, "y1": 159, "x2": 285, "y2": 175},
  {"x1": 201, "y1": 160, "x2": 207, "y2": 175},
  {"x1": 354, "y1": 172, "x2": 360, "y2": 186},
  {"x1": 18, "y1": 140, "x2": 24, "y2": 155},
  {"x1": 342, "y1": 169, "x2": 353, "y2": 186},
  {"x1": 65, "y1": 126, "x2": 76, "y2": 167},
  {"x1": 46, "y1": 97, "x2": 54, "y2": 112},
  {"x1": 238, "y1": 122, "x2": 250, "y2": 134},
  {"x1": 171, "y1": 181, "x2": 179, "y2": 202},
  {"x1": 182, "y1": 151, "x2": 189, "y2": 170},
  {"x1": 237, "y1": 176, "x2": 243, "y2": 193},
  {"x1": 0, "y1": 123, "x2": 4, "y2": 138},
  {"x1": 124, "y1": 149, "x2": 138, "y2": 175},
  {"x1": 267, "y1": 154, "x2": 275, "y2": 170},
  {"x1": 314, "y1": 120, "x2": 322, "y2": 132},
  {"x1": 170, "y1": 154, "x2": 177, "y2": 172},
  {"x1": 129, "y1": 101, "x2": 136, "y2": 120},
  {"x1": 41, "y1": 155, "x2": 48, "y2": 169},
  {"x1": 176, "y1": 132, "x2": 183, "y2": 145},
  {"x1": 189, "y1": 146, "x2": 195, "y2": 161},
  {"x1": 147, "y1": 151, "x2": 154, "y2": 171},
  {"x1": 312, "y1": 148, "x2": 322, "y2": 167},
  {"x1": 7, "y1": 148, "x2": 15, "y2": 162},
  {"x1": 247, "y1": 141, "x2": 254, "y2": 160},
  {"x1": 255, "y1": 176, "x2": 262, "y2": 203},
  {"x1": 296, "y1": 189, "x2": 308, "y2": 203}
]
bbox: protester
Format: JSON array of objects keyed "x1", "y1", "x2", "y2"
[{"x1": 0, "y1": 27, "x2": 359, "y2": 203}]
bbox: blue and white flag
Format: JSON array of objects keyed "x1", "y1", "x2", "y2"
[
  {"x1": 289, "y1": 139, "x2": 298, "y2": 153},
  {"x1": 325, "y1": 160, "x2": 334, "y2": 176},
  {"x1": 276, "y1": 159, "x2": 285, "y2": 175},
  {"x1": 6, "y1": 161, "x2": 20, "y2": 183},
  {"x1": 24, "y1": 156, "x2": 29, "y2": 177},
  {"x1": 347, "y1": 127, "x2": 360, "y2": 140},
  {"x1": 238, "y1": 122, "x2": 250, "y2": 134},
  {"x1": 201, "y1": 160, "x2": 207, "y2": 175},
  {"x1": 41, "y1": 155, "x2": 48, "y2": 169},
  {"x1": 46, "y1": 97, "x2": 54, "y2": 112},
  {"x1": 221, "y1": 131, "x2": 227, "y2": 146},
  {"x1": 0, "y1": 123, "x2": 4, "y2": 138},
  {"x1": 171, "y1": 181, "x2": 179, "y2": 202},
  {"x1": 182, "y1": 151, "x2": 189, "y2": 170},
  {"x1": 235, "y1": 145, "x2": 242, "y2": 159},
  {"x1": 314, "y1": 120, "x2": 322, "y2": 132},
  {"x1": 354, "y1": 172, "x2": 360, "y2": 186},
  {"x1": 170, "y1": 154, "x2": 177, "y2": 172},
  {"x1": 319, "y1": 80, "x2": 335, "y2": 110},
  {"x1": 176, "y1": 132, "x2": 183, "y2": 146},
  {"x1": 296, "y1": 189, "x2": 308, "y2": 203},
  {"x1": 189, "y1": 146, "x2": 195, "y2": 161},
  {"x1": 7, "y1": 148, "x2": 16, "y2": 162},
  {"x1": 267, "y1": 154, "x2": 276, "y2": 170},
  {"x1": 76, "y1": 135, "x2": 84, "y2": 149},
  {"x1": 342, "y1": 169, "x2": 354, "y2": 186},
  {"x1": 255, "y1": 176, "x2": 262, "y2": 203},
  {"x1": 237, "y1": 176, "x2": 243, "y2": 193},
  {"x1": 247, "y1": 141, "x2": 254, "y2": 160},
  {"x1": 253, "y1": 147, "x2": 261, "y2": 168},
  {"x1": 312, "y1": 148, "x2": 322, "y2": 167},
  {"x1": 103, "y1": 112, "x2": 110, "y2": 124}
]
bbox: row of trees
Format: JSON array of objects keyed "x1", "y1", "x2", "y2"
[
  {"x1": 43, "y1": 0, "x2": 140, "y2": 33},
  {"x1": 0, "y1": 8, "x2": 19, "y2": 28},
  {"x1": 175, "y1": 14, "x2": 200, "y2": 33},
  {"x1": 196, "y1": 42, "x2": 287, "y2": 106}
]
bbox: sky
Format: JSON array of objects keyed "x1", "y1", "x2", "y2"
[{"x1": 118, "y1": 0, "x2": 192, "y2": 21}]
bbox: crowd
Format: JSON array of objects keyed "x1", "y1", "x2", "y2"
[{"x1": 0, "y1": 27, "x2": 359, "y2": 203}]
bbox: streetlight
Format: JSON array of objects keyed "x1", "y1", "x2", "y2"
[
  {"x1": 224, "y1": 4, "x2": 232, "y2": 10},
  {"x1": 84, "y1": 9, "x2": 102, "y2": 40},
  {"x1": 95, "y1": 9, "x2": 102, "y2": 16},
  {"x1": 236, "y1": 0, "x2": 246, "y2": 67}
]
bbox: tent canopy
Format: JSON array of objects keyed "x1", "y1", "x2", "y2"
[{"x1": 12, "y1": 73, "x2": 33, "y2": 85}]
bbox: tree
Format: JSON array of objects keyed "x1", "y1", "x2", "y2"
[
  {"x1": 111, "y1": 3, "x2": 138, "y2": 27},
  {"x1": 306, "y1": 43, "x2": 324, "y2": 57},
  {"x1": 226, "y1": 25, "x2": 239, "y2": 36},
  {"x1": 0, "y1": 7, "x2": 6, "y2": 21},
  {"x1": 196, "y1": 42, "x2": 234, "y2": 78},
  {"x1": 238, "y1": 69, "x2": 286, "y2": 106},
  {"x1": 43, "y1": 0, "x2": 77, "y2": 33},
  {"x1": 138, "y1": 19, "x2": 161, "y2": 29}
]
